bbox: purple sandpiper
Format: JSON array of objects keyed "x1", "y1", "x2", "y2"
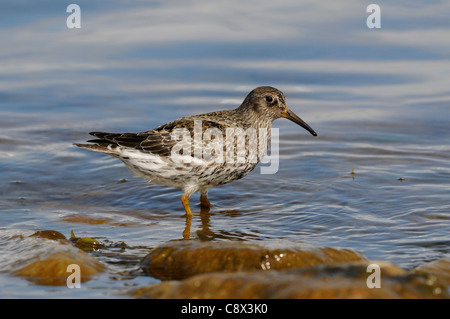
[{"x1": 75, "y1": 86, "x2": 317, "y2": 216}]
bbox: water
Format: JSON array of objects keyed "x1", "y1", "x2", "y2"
[{"x1": 1, "y1": 1, "x2": 449, "y2": 298}]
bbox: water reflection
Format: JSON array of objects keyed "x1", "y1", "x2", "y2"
[{"x1": 183, "y1": 206, "x2": 253, "y2": 240}]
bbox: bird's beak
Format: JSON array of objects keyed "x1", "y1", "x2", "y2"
[{"x1": 281, "y1": 108, "x2": 317, "y2": 136}]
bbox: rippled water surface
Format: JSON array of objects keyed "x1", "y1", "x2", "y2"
[{"x1": 1, "y1": 1, "x2": 449, "y2": 298}]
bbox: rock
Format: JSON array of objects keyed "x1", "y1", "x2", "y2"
[
  {"x1": 411, "y1": 258, "x2": 450, "y2": 285},
  {"x1": 30, "y1": 230, "x2": 67, "y2": 241},
  {"x1": 135, "y1": 241, "x2": 448, "y2": 299},
  {"x1": 132, "y1": 263, "x2": 448, "y2": 299},
  {"x1": 13, "y1": 247, "x2": 105, "y2": 286},
  {"x1": 140, "y1": 240, "x2": 367, "y2": 280},
  {"x1": 4, "y1": 231, "x2": 105, "y2": 286},
  {"x1": 69, "y1": 230, "x2": 104, "y2": 251}
]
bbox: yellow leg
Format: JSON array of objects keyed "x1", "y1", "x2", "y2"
[
  {"x1": 181, "y1": 193, "x2": 193, "y2": 216},
  {"x1": 200, "y1": 194, "x2": 212, "y2": 208}
]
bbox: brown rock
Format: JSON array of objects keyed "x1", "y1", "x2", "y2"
[
  {"x1": 412, "y1": 258, "x2": 450, "y2": 285},
  {"x1": 140, "y1": 240, "x2": 367, "y2": 280},
  {"x1": 132, "y1": 263, "x2": 448, "y2": 299},
  {"x1": 14, "y1": 249, "x2": 105, "y2": 286},
  {"x1": 10, "y1": 236, "x2": 105, "y2": 286},
  {"x1": 30, "y1": 230, "x2": 67, "y2": 241}
]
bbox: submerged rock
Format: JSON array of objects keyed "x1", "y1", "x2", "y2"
[
  {"x1": 132, "y1": 262, "x2": 448, "y2": 299},
  {"x1": 140, "y1": 240, "x2": 367, "y2": 280},
  {"x1": 412, "y1": 258, "x2": 450, "y2": 285},
  {"x1": 30, "y1": 230, "x2": 67, "y2": 241},
  {"x1": 69, "y1": 230, "x2": 104, "y2": 251},
  {"x1": 3, "y1": 230, "x2": 105, "y2": 286},
  {"x1": 13, "y1": 246, "x2": 105, "y2": 286}
]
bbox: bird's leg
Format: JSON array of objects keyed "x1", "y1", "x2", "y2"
[
  {"x1": 200, "y1": 195, "x2": 211, "y2": 208},
  {"x1": 181, "y1": 193, "x2": 193, "y2": 216},
  {"x1": 199, "y1": 189, "x2": 212, "y2": 208}
]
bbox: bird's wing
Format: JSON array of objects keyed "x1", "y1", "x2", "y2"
[
  {"x1": 85, "y1": 130, "x2": 176, "y2": 157},
  {"x1": 79, "y1": 115, "x2": 228, "y2": 157}
]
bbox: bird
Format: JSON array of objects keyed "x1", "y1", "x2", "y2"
[{"x1": 75, "y1": 86, "x2": 317, "y2": 216}]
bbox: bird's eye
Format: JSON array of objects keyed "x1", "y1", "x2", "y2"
[{"x1": 265, "y1": 96, "x2": 274, "y2": 103}]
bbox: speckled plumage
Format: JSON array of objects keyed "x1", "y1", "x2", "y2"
[{"x1": 75, "y1": 86, "x2": 317, "y2": 216}]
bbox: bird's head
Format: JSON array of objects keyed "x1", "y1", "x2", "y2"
[{"x1": 241, "y1": 86, "x2": 317, "y2": 136}]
